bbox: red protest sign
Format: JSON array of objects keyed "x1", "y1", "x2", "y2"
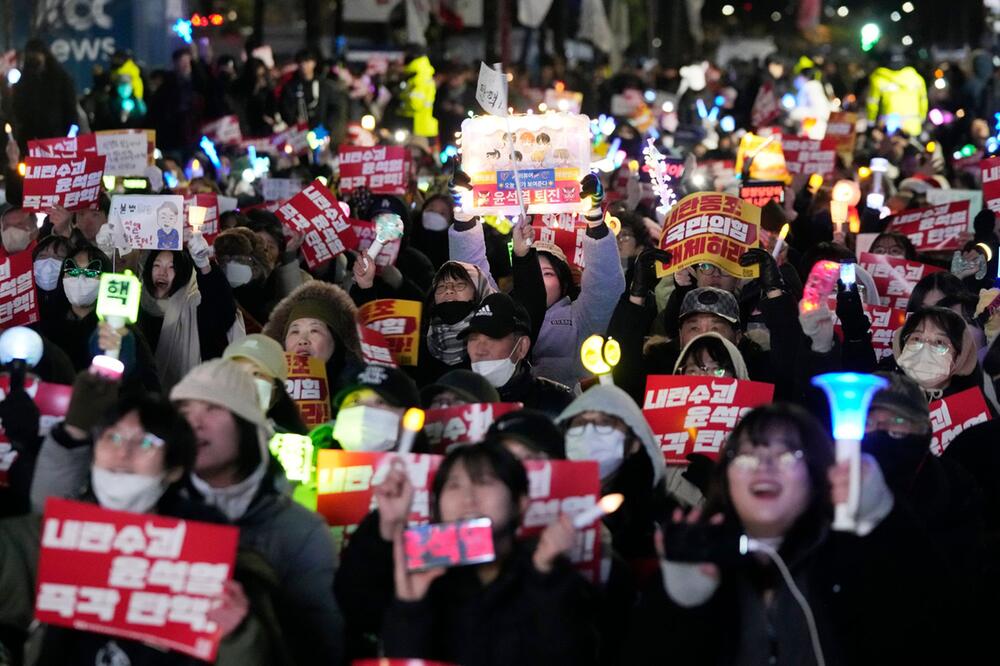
[
  {"x1": 316, "y1": 450, "x2": 443, "y2": 552},
  {"x1": 352, "y1": 218, "x2": 402, "y2": 267},
  {"x1": 183, "y1": 194, "x2": 231, "y2": 244},
  {"x1": 338, "y1": 145, "x2": 411, "y2": 196},
  {"x1": 656, "y1": 192, "x2": 761, "y2": 279},
  {"x1": 520, "y1": 459, "x2": 602, "y2": 583},
  {"x1": 780, "y1": 135, "x2": 837, "y2": 177},
  {"x1": 825, "y1": 297, "x2": 907, "y2": 362},
  {"x1": 751, "y1": 81, "x2": 780, "y2": 130},
  {"x1": 23, "y1": 155, "x2": 106, "y2": 212},
  {"x1": 0, "y1": 245, "x2": 40, "y2": 328},
  {"x1": 356, "y1": 322, "x2": 397, "y2": 367},
  {"x1": 532, "y1": 222, "x2": 588, "y2": 270},
  {"x1": 284, "y1": 353, "x2": 331, "y2": 427},
  {"x1": 28, "y1": 134, "x2": 98, "y2": 158},
  {"x1": 739, "y1": 180, "x2": 784, "y2": 208},
  {"x1": 424, "y1": 403, "x2": 523, "y2": 454},
  {"x1": 824, "y1": 111, "x2": 858, "y2": 163},
  {"x1": 886, "y1": 201, "x2": 970, "y2": 252},
  {"x1": 200, "y1": 115, "x2": 243, "y2": 146},
  {"x1": 35, "y1": 498, "x2": 238, "y2": 661},
  {"x1": 982, "y1": 157, "x2": 1000, "y2": 216},
  {"x1": 642, "y1": 375, "x2": 774, "y2": 464},
  {"x1": 358, "y1": 299, "x2": 422, "y2": 366},
  {"x1": 857, "y1": 252, "x2": 942, "y2": 310},
  {"x1": 928, "y1": 388, "x2": 991, "y2": 455},
  {"x1": 275, "y1": 180, "x2": 358, "y2": 269}
]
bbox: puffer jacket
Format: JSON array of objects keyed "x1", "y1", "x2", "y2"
[{"x1": 866, "y1": 66, "x2": 928, "y2": 137}]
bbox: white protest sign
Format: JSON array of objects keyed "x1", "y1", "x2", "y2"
[
  {"x1": 95, "y1": 132, "x2": 149, "y2": 177},
  {"x1": 261, "y1": 178, "x2": 304, "y2": 203},
  {"x1": 926, "y1": 188, "x2": 983, "y2": 221},
  {"x1": 109, "y1": 195, "x2": 185, "y2": 251},
  {"x1": 476, "y1": 62, "x2": 508, "y2": 117}
]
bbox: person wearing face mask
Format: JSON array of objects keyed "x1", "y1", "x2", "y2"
[
  {"x1": 415, "y1": 195, "x2": 453, "y2": 268},
  {"x1": 213, "y1": 227, "x2": 280, "y2": 332},
  {"x1": 31, "y1": 234, "x2": 73, "y2": 311},
  {"x1": 223, "y1": 334, "x2": 308, "y2": 435},
  {"x1": 0, "y1": 204, "x2": 39, "y2": 256},
  {"x1": 886, "y1": 306, "x2": 1000, "y2": 413},
  {"x1": 349, "y1": 194, "x2": 437, "y2": 296},
  {"x1": 459, "y1": 293, "x2": 572, "y2": 419},
  {"x1": 329, "y1": 364, "x2": 422, "y2": 453}
]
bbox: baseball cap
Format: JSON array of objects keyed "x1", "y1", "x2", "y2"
[
  {"x1": 335, "y1": 363, "x2": 421, "y2": 409},
  {"x1": 868, "y1": 372, "x2": 931, "y2": 428},
  {"x1": 457, "y1": 293, "x2": 532, "y2": 340},
  {"x1": 421, "y1": 369, "x2": 501, "y2": 407},
  {"x1": 487, "y1": 409, "x2": 565, "y2": 459},
  {"x1": 224, "y1": 334, "x2": 288, "y2": 381},
  {"x1": 680, "y1": 287, "x2": 740, "y2": 325}
]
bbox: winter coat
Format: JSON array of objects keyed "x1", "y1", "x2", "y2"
[
  {"x1": 398, "y1": 56, "x2": 439, "y2": 138},
  {"x1": 278, "y1": 73, "x2": 348, "y2": 142},
  {"x1": 866, "y1": 66, "x2": 928, "y2": 136},
  {"x1": 496, "y1": 362, "x2": 574, "y2": 420}
]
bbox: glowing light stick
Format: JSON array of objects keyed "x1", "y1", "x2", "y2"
[
  {"x1": 581, "y1": 335, "x2": 621, "y2": 385},
  {"x1": 867, "y1": 158, "x2": 888, "y2": 210},
  {"x1": 642, "y1": 138, "x2": 678, "y2": 215},
  {"x1": 397, "y1": 408, "x2": 425, "y2": 455},
  {"x1": 801, "y1": 261, "x2": 840, "y2": 313},
  {"x1": 4, "y1": 123, "x2": 14, "y2": 143},
  {"x1": 830, "y1": 180, "x2": 861, "y2": 236},
  {"x1": 572, "y1": 493, "x2": 625, "y2": 529},
  {"x1": 811, "y1": 373, "x2": 888, "y2": 532},
  {"x1": 269, "y1": 433, "x2": 315, "y2": 482},
  {"x1": 95, "y1": 270, "x2": 142, "y2": 359},
  {"x1": 771, "y1": 223, "x2": 789, "y2": 260},
  {"x1": 367, "y1": 213, "x2": 405, "y2": 261},
  {"x1": 188, "y1": 205, "x2": 207, "y2": 234},
  {"x1": 0, "y1": 327, "x2": 43, "y2": 394}
]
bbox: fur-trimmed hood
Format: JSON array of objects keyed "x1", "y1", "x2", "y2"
[{"x1": 262, "y1": 280, "x2": 361, "y2": 359}]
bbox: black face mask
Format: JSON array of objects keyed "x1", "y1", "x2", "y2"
[
  {"x1": 862, "y1": 430, "x2": 932, "y2": 490},
  {"x1": 432, "y1": 299, "x2": 476, "y2": 325}
]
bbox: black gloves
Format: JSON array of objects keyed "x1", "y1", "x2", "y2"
[
  {"x1": 630, "y1": 248, "x2": 673, "y2": 299},
  {"x1": 64, "y1": 371, "x2": 120, "y2": 434},
  {"x1": 680, "y1": 453, "x2": 715, "y2": 496},
  {"x1": 0, "y1": 387, "x2": 40, "y2": 445},
  {"x1": 836, "y1": 281, "x2": 871, "y2": 341},
  {"x1": 739, "y1": 248, "x2": 785, "y2": 292},
  {"x1": 580, "y1": 173, "x2": 605, "y2": 207}
]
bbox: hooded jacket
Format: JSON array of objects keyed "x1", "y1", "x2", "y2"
[
  {"x1": 399, "y1": 56, "x2": 438, "y2": 138},
  {"x1": 671, "y1": 332, "x2": 750, "y2": 379},
  {"x1": 866, "y1": 66, "x2": 928, "y2": 136}
]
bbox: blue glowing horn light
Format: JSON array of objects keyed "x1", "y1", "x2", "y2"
[{"x1": 811, "y1": 372, "x2": 888, "y2": 440}]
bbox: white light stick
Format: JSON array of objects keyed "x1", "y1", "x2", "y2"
[
  {"x1": 867, "y1": 157, "x2": 888, "y2": 210},
  {"x1": 4, "y1": 123, "x2": 13, "y2": 143},
  {"x1": 367, "y1": 213, "x2": 405, "y2": 261},
  {"x1": 396, "y1": 408, "x2": 425, "y2": 456},
  {"x1": 642, "y1": 138, "x2": 678, "y2": 215},
  {"x1": 572, "y1": 493, "x2": 625, "y2": 529},
  {"x1": 772, "y1": 223, "x2": 790, "y2": 260},
  {"x1": 188, "y1": 205, "x2": 208, "y2": 234}
]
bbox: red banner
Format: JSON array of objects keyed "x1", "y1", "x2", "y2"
[
  {"x1": 857, "y1": 252, "x2": 943, "y2": 310},
  {"x1": 183, "y1": 194, "x2": 234, "y2": 245},
  {"x1": 928, "y1": 388, "x2": 991, "y2": 455},
  {"x1": 824, "y1": 111, "x2": 858, "y2": 162},
  {"x1": 35, "y1": 498, "x2": 238, "y2": 661},
  {"x1": 352, "y1": 218, "x2": 402, "y2": 267},
  {"x1": 739, "y1": 181, "x2": 784, "y2": 208},
  {"x1": 275, "y1": 180, "x2": 358, "y2": 269},
  {"x1": 338, "y1": 145, "x2": 410, "y2": 196},
  {"x1": 780, "y1": 135, "x2": 837, "y2": 177},
  {"x1": 358, "y1": 299, "x2": 422, "y2": 366},
  {"x1": 356, "y1": 322, "x2": 397, "y2": 367},
  {"x1": 23, "y1": 155, "x2": 106, "y2": 212},
  {"x1": 0, "y1": 246, "x2": 39, "y2": 327},
  {"x1": 886, "y1": 201, "x2": 970, "y2": 252},
  {"x1": 284, "y1": 353, "x2": 331, "y2": 427},
  {"x1": 982, "y1": 157, "x2": 1000, "y2": 216},
  {"x1": 200, "y1": 115, "x2": 243, "y2": 146},
  {"x1": 28, "y1": 134, "x2": 98, "y2": 158},
  {"x1": 424, "y1": 403, "x2": 523, "y2": 454},
  {"x1": 642, "y1": 375, "x2": 775, "y2": 464},
  {"x1": 532, "y1": 223, "x2": 588, "y2": 270}
]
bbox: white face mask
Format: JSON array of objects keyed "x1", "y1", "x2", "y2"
[
  {"x1": 91, "y1": 467, "x2": 167, "y2": 513},
  {"x1": 422, "y1": 210, "x2": 450, "y2": 231},
  {"x1": 63, "y1": 275, "x2": 101, "y2": 307},
  {"x1": 471, "y1": 339, "x2": 522, "y2": 388},
  {"x1": 565, "y1": 424, "x2": 627, "y2": 480},
  {"x1": 254, "y1": 377, "x2": 274, "y2": 411},
  {"x1": 2, "y1": 227, "x2": 32, "y2": 253},
  {"x1": 332, "y1": 405, "x2": 401, "y2": 452},
  {"x1": 224, "y1": 262, "x2": 254, "y2": 287},
  {"x1": 897, "y1": 342, "x2": 954, "y2": 388},
  {"x1": 33, "y1": 257, "x2": 63, "y2": 291}
]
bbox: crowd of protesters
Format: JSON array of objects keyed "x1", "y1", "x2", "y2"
[{"x1": 0, "y1": 27, "x2": 999, "y2": 666}]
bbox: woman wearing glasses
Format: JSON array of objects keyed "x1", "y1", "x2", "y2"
[{"x1": 672, "y1": 332, "x2": 748, "y2": 380}]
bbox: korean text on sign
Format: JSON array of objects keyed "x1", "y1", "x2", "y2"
[
  {"x1": 656, "y1": 192, "x2": 762, "y2": 279},
  {"x1": 886, "y1": 200, "x2": 970, "y2": 252},
  {"x1": 275, "y1": 180, "x2": 358, "y2": 269},
  {"x1": 928, "y1": 388, "x2": 992, "y2": 456},
  {"x1": 358, "y1": 299, "x2": 422, "y2": 366},
  {"x1": 338, "y1": 145, "x2": 411, "y2": 196},
  {"x1": 423, "y1": 402, "x2": 523, "y2": 454},
  {"x1": 780, "y1": 135, "x2": 837, "y2": 177},
  {"x1": 857, "y1": 252, "x2": 942, "y2": 310},
  {"x1": 357, "y1": 322, "x2": 397, "y2": 368},
  {"x1": 23, "y1": 155, "x2": 106, "y2": 212},
  {"x1": 0, "y1": 245, "x2": 40, "y2": 328},
  {"x1": 532, "y1": 223, "x2": 589, "y2": 270},
  {"x1": 982, "y1": 157, "x2": 1000, "y2": 215},
  {"x1": 284, "y1": 353, "x2": 331, "y2": 427},
  {"x1": 642, "y1": 375, "x2": 775, "y2": 464},
  {"x1": 35, "y1": 498, "x2": 238, "y2": 661}
]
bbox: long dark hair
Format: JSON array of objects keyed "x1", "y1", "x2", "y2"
[
  {"x1": 142, "y1": 249, "x2": 194, "y2": 298},
  {"x1": 431, "y1": 442, "x2": 528, "y2": 526},
  {"x1": 906, "y1": 272, "x2": 973, "y2": 314},
  {"x1": 898, "y1": 306, "x2": 968, "y2": 356},
  {"x1": 93, "y1": 393, "x2": 197, "y2": 474}
]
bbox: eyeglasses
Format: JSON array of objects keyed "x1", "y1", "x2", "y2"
[
  {"x1": 729, "y1": 448, "x2": 804, "y2": 473},
  {"x1": 435, "y1": 280, "x2": 472, "y2": 295},
  {"x1": 866, "y1": 415, "x2": 918, "y2": 439},
  {"x1": 100, "y1": 429, "x2": 165, "y2": 454},
  {"x1": 63, "y1": 259, "x2": 102, "y2": 278},
  {"x1": 694, "y1": 263, "x2": 722, "y2": 276},
  {"x1": 905, "y1": 337, "x2": 951, "y2": 355},
  {"x1": 566, "y1": 421, "x2": 621, "y2": 437},
  {"x1": 682, "y1": 364, "x2": 729, "y2": 377}
]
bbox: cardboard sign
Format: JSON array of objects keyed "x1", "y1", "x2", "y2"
[
  {"x1": 423, "y1": 403, "x2": 523, "y2": 454},
  {"x1": 260, "y1": 177, "x2": 303, "y2": 203},
  {"x1": 750, "y1": 81, "x2": 780, "y2": 129},
  {"x1": 734, "y1": 133, "x2": 788, "y2": 182},
  {"x1": 739, "y1": 180, "x2": 784, "y2": 208},
  {"x1": 857, "y1": 252, "x2": 943, "y2": 310},
  {"x1": 284, "y1": 353, "x2": 332, "y2": 428},
  {"x1": 337, "y1": 145, "x2": 410, "y2": 196},
  {"x1": 0, "y1": 245, "x2": 39, "y2": 327},
  {"x1": 358, "y1": 299, "x2": 422, "y2": 366},
  {"x1": 780, "y1": 135, "x2": 837, "y2": 177},
  {"x1": 928, "y1": 388, "x2": 992, "y2": 455},
  {"x1": 316, "y1": 450, "x2": 443, "y2": 552},
  {"x1": 476, "y1": 62, "x2": 508, "y2": 116},
  {"x1": 642, "y1": 375, "x2": 775, "y2": 464},
  {"x1": 94, "y1": 131, "x2": 150, "y2": 177},
  {"x1": 460, "y1": 112, "x2": 592, "y2": 215},
  {"x1": 886, "y1": 201, "x2": 970, "y2": 252},
  {"x1": 356, "y1": 322, "x2": 397, "y2": 367},
  {"x1": 200, "y1": 115, "x2": 243, "y2": 146},
  {"x1": 35, "y1": 498, "x2": 238, "y2": 661},
  {"x1": 182, "y1": 194, "x2": 234, "y2": 244},
  {"x1": 656, "y1": 192, "x2": 762, "y2": 279},
  {"x1": 275, "y1": 180, "x2": 358, "y2": 269},
  {"x1": 532, "y1": 223, "x2": 588, "y2": 270},
  {"x1": 824, "y1": 111, "x2": 858, "y2": 163},
  {"x1": 23, "y1": 155, "x2": 105, "y2": 212},
  {"x1": 108, "y1": 195, "x2": 185, "y2": 251},
  {"x1": 351, "y1": 218, "x2": 402, "y2": 267},
  {"x1": 825, "y1": 297, "x2": 907, "y2": 362},
  {"x1": 982, "y1": 157, "x2": 1000, "y2": 215}
]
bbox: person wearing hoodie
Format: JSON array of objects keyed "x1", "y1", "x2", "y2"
[
  {"x1": 866, "y1": 55, "x2": 928, "y2": 136},
  {"x1": 396, "y1": 48, "x2": 438, "y2": 142},
  {"x1": 672, "y1": 332, "x2": 750, "y2": 380}
]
